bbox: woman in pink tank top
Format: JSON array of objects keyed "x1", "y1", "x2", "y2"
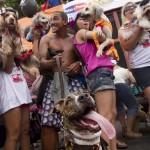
[{"x1": 73, "y1": 12, "x2": 117, "y2": 150}]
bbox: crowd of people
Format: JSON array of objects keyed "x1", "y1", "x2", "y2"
[{"x1": 0, "y1": 0, "x2": 150, "y2": 150}]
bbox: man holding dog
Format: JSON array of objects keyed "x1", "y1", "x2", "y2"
[
  {"x1": 0, "y1": 54, "x2": 3, "y2": 69},
  {"x1": 39, "y1": 11, "x2": 86, "y2": 150}
]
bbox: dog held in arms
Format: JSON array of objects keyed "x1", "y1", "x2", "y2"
[
  {"x1": 0, "y1": 8, "x2": 39, "y2": 77},
  {"x1": 133, "y1": 0, "x2": 150, "y2": 44},
  {"x1": 79, "y1": 1, "x2": 119, "y2": 60},
  {"x1": 0, "y1": 8, "x2": 23, "y2": 70},
  {"x1": 26, "y1": 12, "x2": 50, "y2": 42},
  {"x1": 134, "y1": 0, "x2": 150, "y2": 30},
  {"x1": 19, "y1": 38, "x2": 40, "y2": 79},
  {"x1": 56, "y1": 92, "x2": 116, "y2": 150}
]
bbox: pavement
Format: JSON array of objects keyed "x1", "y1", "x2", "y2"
[{"x1": 117, "y1": 122, "x2": 150, "y2": 150}]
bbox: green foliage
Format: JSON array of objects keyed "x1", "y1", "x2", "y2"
[
  {"x1": 5, "y1": 0, "x2": 20, "y2": 8},
  {"x1": 5, "y1": 0, "x2": 45, "y2": 10},
  {"x1": 4, "y1": 0, "x2": 45, "y2": 18}
]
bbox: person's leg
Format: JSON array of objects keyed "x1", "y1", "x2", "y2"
[
  {"x1": 117, "y1": 114, "x2": 127, "y2": 135},
  {"x1": 116, "y1": 139, "x2": 128, "y2": 149},
  {"x1": 41, "y1": 126, "x2": 59, "y2": 150},
  {"x1": 95, "y1": 90, "x2": 117, "y2": 150},
  {"x1": 3, "y1": 107, "x2": 21, "y2": 150},
  {"x1": 123, "y1": 86, "x2": 142, "y2": 137},
  {"x1": 132, "y1": 67, "x2": 150, "y2": 125},
  {"x1": 133, "y1": 109, "x2": 147, "y2": 132},
  {"x1": 144, "y1": 87, "x2": 150, "y2": 117},
  {"x1": 20, "y1": 105, "x2": 30, "y2": 150},
  {"x1": 116, "y1": 98, "x2": 128, "y2": 148},
  {"x1": 116, "y1": 83, "x2": 142, "y2": 137},
  {"x1": 116, "y1": 84, "x2": 127, "y2": 134},
  {"x1": 41, "y1": 79, "x2": 61, "y2": 150}
]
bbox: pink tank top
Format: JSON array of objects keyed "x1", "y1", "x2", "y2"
[{"x1": 73, "y1": 38, "x2": 113, "y2": 76}]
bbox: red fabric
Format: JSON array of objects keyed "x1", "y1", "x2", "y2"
[
  {"x1": 41, "y1": 0, "x2": 49, "y2": 11},
  {"x1": 19, "y1": 49, "x2": 33, "y2": 61}
]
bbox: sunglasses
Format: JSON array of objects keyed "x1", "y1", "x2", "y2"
[{"x1": 77, "y1": 12, "x2": 92, "y2": 19}]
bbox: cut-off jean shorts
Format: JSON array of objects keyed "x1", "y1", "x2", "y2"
[{"x1": 86, "y1": 67, "x2": 115, "y2": 94}]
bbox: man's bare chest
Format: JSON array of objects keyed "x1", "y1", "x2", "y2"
[{"x1": 49, "y1": 38, "x2": 73, "y2": 52}]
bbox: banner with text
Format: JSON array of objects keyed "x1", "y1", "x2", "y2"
[{"x1": 63, "y1": 0, "x2": 87, "y2": 22}]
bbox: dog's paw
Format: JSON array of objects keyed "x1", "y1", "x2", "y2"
[
  {"x1": 1, "y1": 47, "x2": 13, "y2": 56},
  {"x1": 5, "y1": 50, "x2": 12, "y2": 56},
  {"x1": 96, "y1": 48, "x2": 103, "y2": 57}
]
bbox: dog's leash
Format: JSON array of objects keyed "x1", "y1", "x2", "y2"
[{"x1": 55, "y1": 55, "x2": 65, "y2": 99}]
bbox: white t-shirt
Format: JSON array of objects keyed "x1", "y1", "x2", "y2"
[{"x1": 129, "y1": 31, "x2": 150, "y2": 69}]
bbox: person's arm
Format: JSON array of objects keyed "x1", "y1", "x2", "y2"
[
  {"x1": 118, "y1": 24, "x2": 143, "y2": 51},
  {"x1": 39, "y1": 36, "x2": 56, "y2": 71},
  {"x1": 66, "y1": 61, "x2": 82, "y2": 75},
  {"x1": 128, "y1": 70, "x2": 136, "y2": 84},
  {"x1": 32, "y1": 29, "x2": 42, "y2": 58},
  {"x1": 76, "y1": 29, "x2": 106, "y2": 43}
]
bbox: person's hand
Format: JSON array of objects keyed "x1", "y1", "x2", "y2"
[
  {"x1": 48, "y1": 58, "x2": 56, "y2": 67},
  {"x1": 67, "y1": 61, "x2": 82, "y2": 75},
  {"x1": 93, "y1": 28, "x2": 103, "y2": 37},
  {"x1": 32, "y1": 27, "x2": 41, "y2": 40},
  {"x1": 93, "y1": 28, "x2": 106, "y2": 42}
]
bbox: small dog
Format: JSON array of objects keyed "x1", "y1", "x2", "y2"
[
  {"x1": 133, "y1": 0, "x2": 150, "y2": 44},
  {"x1": 19, "y1": 38, "x2": 40, "y2": 79},
  {"x1": 26, "y1": 12, "x2": 50, "y2": 41},
  {"x1": 0, "y1": 8, "x2": 23, "y2": 69},
  {"x1": 56, "y1": 92, "x2": 116, "y2": 150},
  {"x1": 134, "y1": 0, "x2": 150, "y2": 30},
  {"x1": 80, "y1": 1, "x2": 119, "y2": 60}
]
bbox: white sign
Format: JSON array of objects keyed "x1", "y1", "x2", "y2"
[
  {"x1": 63, "y1": 0, "x2": 87, "y2": 22},
  {"x1": 63, "y1": 0, "x2": 141, "y2": 22}
]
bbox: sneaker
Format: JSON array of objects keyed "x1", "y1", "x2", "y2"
[{"x1": 117, "y1": 140, "x2": 128, "y2": 149}]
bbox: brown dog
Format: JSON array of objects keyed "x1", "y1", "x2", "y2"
[
  {"x1": 134, "y1": 0, "x2": 150, "y2": 30},
  {"x1": 79, "y1": 1, "x2": 118, "y2": 59},
  {"x1": 19, "y1": 38, "x2": 40, "y2": 79},
  {"x1": 56, "y1": 92, "x2": 107, "y2": 150},
  {"x1": 0, "y1": 8, "x2": 23, "y2": 69},
  {"x1": 26, "y1": 12, "x2": 50, "y2": 42}
]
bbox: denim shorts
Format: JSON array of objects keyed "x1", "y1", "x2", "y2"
[{"x1": 86, "y1": 67, "x2": 115, "y2": 93}]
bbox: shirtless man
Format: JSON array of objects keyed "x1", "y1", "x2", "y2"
[
  {"x1": 39, "y1": 11, "x2": 86, "y2": 150},
  {"x1": 0, "y1": 54, "x2": 2, "y2": 69}
]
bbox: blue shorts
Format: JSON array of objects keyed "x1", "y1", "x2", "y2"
[{"x1": 86, "y1": 67, "x2": 115, "y2": 94}]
